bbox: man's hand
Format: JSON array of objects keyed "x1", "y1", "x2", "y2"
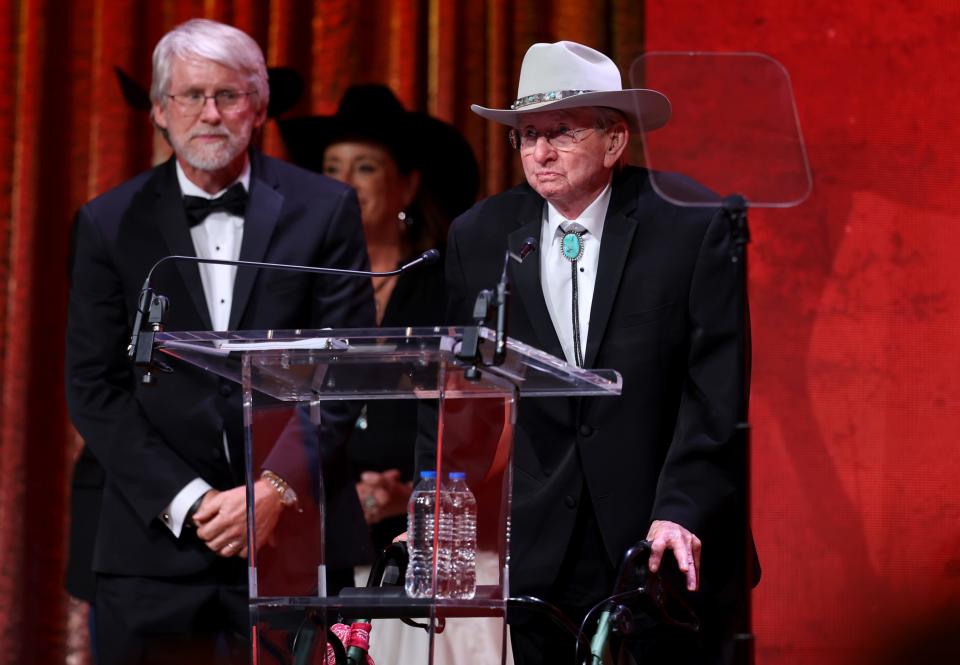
[
  {"x1": 193, "y1": 480, "x2": 284, "y2": 558},
  {"x1": 356, "y1": 469, "x2": 412, "y2": 525},
  {"x1": 646, "y1": 519, "x2": 702, "y2": 591}
]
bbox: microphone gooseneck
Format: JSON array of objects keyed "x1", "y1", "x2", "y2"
[
  {"x1": 493, "y1": 237, "x2": 539, "y2": 364},
  {"x1": 456, "y1": 235, "x2": 540, "y2": 377},
  {"x1": 128, "y1": 249, "x2": 441, "y2": 382}
]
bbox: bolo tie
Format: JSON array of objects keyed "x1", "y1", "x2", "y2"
[{"x1": 560, "y1": 222, "x2": 587, "y2": 367}]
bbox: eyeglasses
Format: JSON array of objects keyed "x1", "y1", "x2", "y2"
[
  {"x1": 165, "y1": 89, "x2": 258, "y2": 115},
  {"x1": 508, "y1": 125, "x2": 599, "y2": 151}
]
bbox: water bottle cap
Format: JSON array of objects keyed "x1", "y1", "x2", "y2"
[
  {"x1": 419, "y1": 470, "x2": 437, "y2": 479},
  {"x1": 448, "y1": 472, "x2": 466, "y2": 480}
]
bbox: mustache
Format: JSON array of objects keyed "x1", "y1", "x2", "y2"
[{"x1": 187, "y1": 127, "x2": 232, "y2": 140}]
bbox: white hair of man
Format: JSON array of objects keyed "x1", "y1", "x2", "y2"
[
  {"x1": 151, "y1": 18, "x2": 269, "y2": 112},
  {"x1": 592, "y1": 107, "x2": 628, "y2": 131},
  {"x1": 588, "y1": 106, "x2": 630, "y2": 171}
]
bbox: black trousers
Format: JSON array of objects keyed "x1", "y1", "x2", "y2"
[
  {"x1": 509, "y1": 489, "x2": 615, "y2": 665},
  {"x1": 95, "y1": 562, "x2": 358, "y2": 665},
  {"x1": 95, "y1": 559, "x2": 249, "y2": 665},
  {"x1": 509, "y1": 490, "x2": 736, "y2": 665}
]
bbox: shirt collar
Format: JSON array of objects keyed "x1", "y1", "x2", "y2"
[
  {"x1": 545, "y1": 181, "x2": 612, "y2": 242},
  {"x1": 176, "y1": 157, "x2": 251, "y2": 199}
]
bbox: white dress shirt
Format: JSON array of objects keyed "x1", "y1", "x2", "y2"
[
  {"x1": 539, "y1": 183, "x2": 612, "y2": 367},
  {"x1": 159, "y1": 160, "x2": 250, "y2": 537},
  {"x1": 180, "y1": 161, "x2": 249, "y2": 331}
]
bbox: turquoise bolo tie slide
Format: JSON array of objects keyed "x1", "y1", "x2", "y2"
[{"x1": 562, "y1": 231, "x2": 585, "y2": 262}]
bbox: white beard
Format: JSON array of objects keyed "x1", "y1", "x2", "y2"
[{"x1": 170, "y1": 122, "x2": 252, "y2": 172}]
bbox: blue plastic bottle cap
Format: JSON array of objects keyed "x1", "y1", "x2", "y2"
[
  {"x1": 448, "y1": 472, "x2": 466, "y2": 480},
  {"x1": 420, "y1": 470, "x2": 437, "y2": 479}
]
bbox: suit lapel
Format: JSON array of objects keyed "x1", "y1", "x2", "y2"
[
  {"x1": 584, "y1": 170, "x2": 642, "y2": 368},
  {"x1": 229, "y1": 152, "x2": 283, "y2": 329},
  {"x1": 150, "y1": 159, "x2": 213, "y2": 330},
  {"x1": 507, "y1": 193, "x2": 566, "y2": 361}
]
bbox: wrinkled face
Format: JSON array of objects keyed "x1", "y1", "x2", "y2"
[
  {"x1": 152, "y1": 56, "x2": 265, "y2": 174},
  {"x1": 517, "y1": 108, "x2": 626, "y2": 214},
  {"x1": 322, "y1": 141, "x2": 418, "y2": 234}
]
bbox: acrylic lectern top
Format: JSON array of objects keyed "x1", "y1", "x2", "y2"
[{"x1": 155, "y1": 325, "x2": 622, "y2": 401}]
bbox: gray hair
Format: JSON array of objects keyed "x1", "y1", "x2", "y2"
[
  {"x1": 593, "y1": 107, "x2": 630, "y2": 171},
  {"x1": 151, "y1": 19, "x2": 269, "y2": 112},
  {"x1": 593, "y1": 107, "x2": 629, "y2": 130}
]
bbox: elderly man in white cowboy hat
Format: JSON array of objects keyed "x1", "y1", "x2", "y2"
[{"x1": 438, "y1": 41, "x2": 752, "y2": 664}]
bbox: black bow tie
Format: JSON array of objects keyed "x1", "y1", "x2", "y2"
[{"x1": 183, "y1": 183, "x2": 248, "y2": 226}]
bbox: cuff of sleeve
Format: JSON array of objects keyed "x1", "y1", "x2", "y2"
[{"x1": 160, "y1": 478, "x2": 213, "y2": 538}]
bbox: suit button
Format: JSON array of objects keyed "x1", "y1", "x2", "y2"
[
  {"x1": 212, "y1": 448, "x2": 222, "y2": 460},
  {"x1": 543, "y1": 467, "x2": 553, "y2": 478},
  {"x1": 219, "y1": 383, "x2": 233, "y2": 397},
  {"x1": 579, "y1": 424, "x2": 593, "y2": 437},
  {"x1": 564, "y1": 495, "x2": 576, "y2": 508}
]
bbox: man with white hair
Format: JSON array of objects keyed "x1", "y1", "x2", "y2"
[
  {"x1": 65, "y1": 19, "x2": 374, "y2": 663},
  {"x1": 442, "y1": 41, "x2": 754, "y2": 664}
]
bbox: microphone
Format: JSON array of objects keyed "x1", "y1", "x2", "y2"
[
  {"x1": 413, "y1": 248, "x2": 441, "y2": 267},
  {"x1": 456, "y1": 237, "x2": 537, "y2": 376},
  {"x1": 127, "y1": 249, "x2": 440, "y2": 381},
  {"x1": 517, "y1": 237, "x2": 539, "y2": 261},
  {"x1": 493, "y1": 237, "x2": 539, "y2": 364}
]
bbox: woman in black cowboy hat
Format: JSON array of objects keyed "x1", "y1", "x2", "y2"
[{"x1": 279, "y1": 84, "x2": 480, "y2": 551}]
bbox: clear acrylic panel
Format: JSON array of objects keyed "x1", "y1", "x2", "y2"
[
  {"x1": 630, "y1": 51, "x2": 812, "y2": 208},
  {"x1": 157, "y1": 326, "x2": 622, "y2": 400},
  {"x1": 154, "y1": 327, "x2": 619, "y2": 664}
]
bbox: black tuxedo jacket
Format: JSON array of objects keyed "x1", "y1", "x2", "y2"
[
  {"x1": 442, "y1": 166, "x2": 751, "y2": 600},
  {"x1": 65, "y1": 151, "x2": 375, "y2": 584}
]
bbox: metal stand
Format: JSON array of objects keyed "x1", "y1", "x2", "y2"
[{"x1": 722, "y1": 195, "x2": 755, "y2": 665}]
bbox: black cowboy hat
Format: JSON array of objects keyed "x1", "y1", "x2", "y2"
[{"x1": 277, "y1": 84, "x2": 480, "y2": 222}]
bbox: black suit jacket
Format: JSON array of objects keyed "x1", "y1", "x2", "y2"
[
  {"x1": 440, "y1": 166, "x2": 750, "y2": 600},
  {"x1": 65, "y1": 151, "x2": 375, "y2": 587},
  {"x1": 347, "y1": 257, "x2": 447, "y2": 550}
]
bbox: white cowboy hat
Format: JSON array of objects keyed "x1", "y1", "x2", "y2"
[{"x1": 471, "y1": 41, "x2": 671, "y2": 132}]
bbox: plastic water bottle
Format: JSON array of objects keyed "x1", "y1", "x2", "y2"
[
  {"x1": 405, "y1": 470, "x2": 444, "y2": 598},
  {"x1": 436, "y1": 480, "x2": 454, "y2": 597},
  {"x1": 447, "y1": 472, "x2": 477, "y2": 599}
]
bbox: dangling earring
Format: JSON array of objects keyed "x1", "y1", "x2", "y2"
[{"x1": 397, "y1": 210, "x2": 413, "y2": 228}]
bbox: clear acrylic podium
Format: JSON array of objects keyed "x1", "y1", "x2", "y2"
[{"x1": 156, "y1": 326, "x2": 621, "y2": 664}]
